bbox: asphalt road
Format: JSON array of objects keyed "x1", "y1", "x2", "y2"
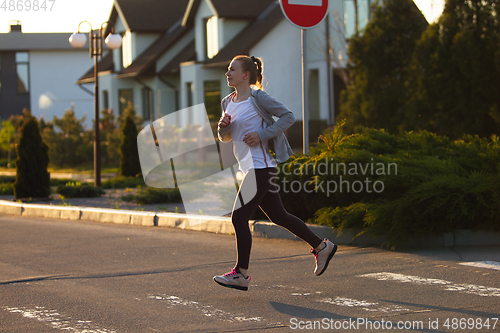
[{"x1": 0, "y1": 215, "x2": 499, "y2": 332}]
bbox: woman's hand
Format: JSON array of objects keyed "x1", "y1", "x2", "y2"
[
  {"x1": 243, "y1": 132, "x2": 261, "y2": 147},
  {"x1": 218, "y1": 113, "x2": 231, "y2": 128}
]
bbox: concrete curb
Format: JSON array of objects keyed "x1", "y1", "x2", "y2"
[{"x1": 1, "y1": 199, "x2": 500, "y2": 247}]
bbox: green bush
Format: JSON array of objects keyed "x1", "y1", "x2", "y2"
[
  {"x1": 278, "y1": 122, "x2": 500, "y2": 247},
  {"x1": 0, "y1": 158, "x2": 12, "y2": 168},
  {"x1": 101, "y1": 175, "x2": 145, "y2": 189},
  {"x1": 0, "y1": 175, "x2": 16, "y2": 183},
  {"x1": 0, "y1": 182, "x2": 14, "y2": 195},
  {"x1": 56, "y1": 182, "x2": 105, "y2": 198},
  {"x1": 14, "y1": 116, "x2": 51, "y2": 199},
  {"x1": 119, "y1": 115, "x2": 141, "y2": 177},
  {"x1": 50, "y1": 178, "x2": 77, "y2": 187},
  {"x1": 121, "y1": 186, "x2": 181, "y2": 205}
]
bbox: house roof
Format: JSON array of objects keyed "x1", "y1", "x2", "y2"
[
  {"x1": 112, "y1": 0, "x2": 190, "y2": 32},
  {"x1": 114, "y1": 23, "x2": 192, "y2": 79},
  {"x1": 0, "y1": 29, "x2": 88, "y2": 50},
  {"x1": 77, "y1": 0, "x2": 283, "y2": 83},
  {"x1": 158, "y1": 40, "x2": 196, "y2": 75},
  {"x1": 76, "y1": 51, "x2": 115, "y2": 84},
  {"x1": 182, "y1": 0, "x2": 277, "y2": 26},
  {"x1": 203, "y1": 1, "x2": 283, "y2": 68}
]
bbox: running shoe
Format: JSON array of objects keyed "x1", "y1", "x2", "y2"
[
  {"x1": 311, "y1": 239, "x2": 337, "y2": 276},
  {"x1": 213, "y1": 268, "x2": 251, "y2": 291}
]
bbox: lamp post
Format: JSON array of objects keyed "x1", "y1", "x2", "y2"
[{"x1": 69, "y1": 21, "x2": 122, "y2": 187}]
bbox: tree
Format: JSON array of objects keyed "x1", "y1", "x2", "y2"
[
  {"x1": 405, "y1": 0, "x2": 500, "y2": 138},
  {"x1": 0, "y1": 121, "x2": 15, "y2": 167},
  {"x1": 42, "y1": 107, "x2": 92, "y2": 167},
  {"x1": 119, "y1": 114, "x2": 141, "y2": 177},
  {"x1": 103, "y1": 103, "x2": 143, "y2": 167},
  {"x1": 14, "y1": 116, "x2": 50, "y2": 199},
  {"x1": 337, "y1": 0, "x2": 428, "y2": 134}
]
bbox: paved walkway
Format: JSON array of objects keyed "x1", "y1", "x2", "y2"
[{"x1": 1, "y1": 171, "x2": 500, "y2": 247}]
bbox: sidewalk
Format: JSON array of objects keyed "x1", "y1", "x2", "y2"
[
  {"x1": 2, "y1": 192, "x2": 500, "y2": 247},
  {"x1": 2, "y1": 171, "x2": 500, "y2": 248}
]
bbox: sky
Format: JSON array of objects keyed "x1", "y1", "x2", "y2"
[{"x1": 0, "y1": 0, "x2": 445, "y2": 33}]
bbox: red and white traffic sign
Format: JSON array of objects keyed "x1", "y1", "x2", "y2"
[{"x1": 280, "y1": 0, "x2": 329, "y2": 29}]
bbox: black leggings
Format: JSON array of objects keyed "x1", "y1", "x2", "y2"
[{"x1": 231, "y1": 167, "x2": 323, "y2": 270}]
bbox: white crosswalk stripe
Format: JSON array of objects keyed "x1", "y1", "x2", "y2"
[
  {"x1": 358, "y1": 272, "x2": 500, "y2": 297},
  {"x1": 460, "y1": 261, "x2": 500, "y2": 271}
]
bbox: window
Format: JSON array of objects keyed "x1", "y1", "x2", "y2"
[
  {"x1": 122, "y1": 31, "x2": 133, "y2": 68},
  {"x1": 0, "y1": 53, "x2": 2, "y2": 93},
  {"x1": 118, "y1": 89, "x2": 134, "y2": 115},
  {"x1": 186, "y1": 82, "x2": 194, "y2": 107},
  {"x1": 16, "y1": 52, "x2": 29, "y2": 93},
  {"x1": 142, "y1": 88, "x2": 151, "y2": 121},
  {"x1": 206, "y1": 16, "x2": 219, "y2": 59},
  {"x1": 344, "y1": 0, "x2": 372, "y2": 38},
  {"x1": 186, "y1": 82, "x2": 194, "y2": 124},
  {"x1": 103, "y1": 90, "x2": 109, "y2": 109},
  {"x1": 204, "y1": 80, "x2": 220, "y2": 124}
]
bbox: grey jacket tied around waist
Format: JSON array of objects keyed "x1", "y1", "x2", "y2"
[{"x1": 218, "y1": 88, "x2": 295, "y2": 164}]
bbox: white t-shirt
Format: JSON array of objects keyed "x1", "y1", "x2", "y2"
[{"x1": 225, "y1": 96, "x2": 277, "y2": 173}]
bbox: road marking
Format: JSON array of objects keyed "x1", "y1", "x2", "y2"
[
  {"x1": 318, "y1": 297, "x2": 410, "y2": 313},
  {"x1": 1, "y1": 306, "x2": 116, "y2": 332},
  {"x1": 148, "y1": 295, "x2": 265, "y2": 323},
  {"x1": 460, "y1": 261, "x2": 500, "y2": 271},
  {"x1": 359, "y1": 272, "x2": 500, "y2": 297},
  {"x1": 269, "y1": 284, "x2": 322, "y2": 295}
]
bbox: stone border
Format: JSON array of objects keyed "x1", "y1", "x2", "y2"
[{"x1": 1, "y1": 200, "x2": 499, "y2": 247}]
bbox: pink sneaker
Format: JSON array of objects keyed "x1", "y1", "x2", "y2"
[
  {"x1": 213, "y1": 268, "x2": 251, "y2": 291},
  {"x1": 311, "y1": 239, "x2": 337, "y2": 276}
]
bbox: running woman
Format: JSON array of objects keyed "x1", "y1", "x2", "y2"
[{"x1": 213, "y1": 55, "x2": 337, "y2": 291}]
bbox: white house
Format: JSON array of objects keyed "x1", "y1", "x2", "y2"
[
  {"x1": 0, "y1": 23, "x2": 94, "y2": 126},
  {"x1": 76, "y1": 0, "x2": 380, "y2": 149}
]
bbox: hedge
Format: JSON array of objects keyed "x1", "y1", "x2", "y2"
[{"x1": 277, "y1": 122, "x2": 500, "y2": 247}]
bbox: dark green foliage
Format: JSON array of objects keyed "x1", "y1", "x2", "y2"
[
  {"x1": 405, "y1": 0, "x2": 500, "y2": 138},
  {"x1": 338, "y1": 0, "x2": 428, "y2": 134},
  {"x1": 0, "y1": 182, "x2": 14, "y2": 195},
  {"x1": 101, "y1": 175, "x2": 145, "y2": 189},
  {"x1": 278, "y1": 123, "x2": 500, "y2": 247},
  {"x1": 50, "y1": 178, "x2": 77, "y2": 187},
  {"x1": 42, "y1": 108, "x2": 92, "y2": 168},
  {"x1": 121, "y1": 186, "x2": 181, "y2": 205},
  {"x1": 14, "y1": 116, "x2": 51, "y2": 199},
  {"x1": 339, "y1": 0, "x2": 500, "y2": 139},
  {"x1": 56, "y1": 182, "x2": 104, "y2": 198},
  {"x1": 0, "y1": 175, "x2": 16, "y2": 183},
  {"x1": 0, "y1": 175, "x2": 72, "y2": 187},
  {"x1": 119, "y1": 115, "x2": 141, "y2": 177}
]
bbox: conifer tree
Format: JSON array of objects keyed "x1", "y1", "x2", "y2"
[
  {"x1": 337, "y1": 0, "x2": 428, "y2": 134},
  {"x1": 14, "y1": 116, "x2": 51, "y2": 199},
  {"x1": 119, "y1": 114, "x2": 141, "y2": 177},
  {"x1": 406, "y1": 0, "x2": 500, "y2": 138}
]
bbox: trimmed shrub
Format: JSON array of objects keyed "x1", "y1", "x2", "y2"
[
  {"x1": 119, "y1": 115, "x2": 141, "y2": 177},
  {"x1": 56, "y1": 182, "x2": 104, "y2": 198},
  {"x1": 14, "y1": 116, "x2": 51, "y2": 199},
  {"x1": 101, "y1": 175, "x2": 145, "y2": 189},
  {"x1": 277, "y1": 123, "x2": 500, "y2": 247},
  {"x1": 0, "y1": 182, "x2": 14, "y2": 195},
  {"x1": 121, "y1": 186, "x2": 181, "y2": 205},
  {"x1": 50, "y1": 178, "x2": 77, "y2": 187},
  {"x1": 0, "y1": 175, "x2": 16, "y2": 183}
]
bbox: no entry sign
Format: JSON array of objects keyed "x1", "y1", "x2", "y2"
[{"x1": 280, "y1": 0, "x2": 329, "y2": 29}]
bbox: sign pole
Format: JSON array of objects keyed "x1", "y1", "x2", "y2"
[
  {"x1": 279, "y1": 0, "x2": 329, "y2": 155},
  {"x1": 301, "y1": 28, "x2": 309, "y2": 155}
]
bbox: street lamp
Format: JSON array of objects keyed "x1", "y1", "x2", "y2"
[{"x1": 69, "y1": 21, "x2": 122, "y2": 187}]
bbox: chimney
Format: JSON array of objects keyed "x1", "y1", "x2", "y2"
[{"x1": 9, "y1": 22, "x2": 22, "y2": 33}]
